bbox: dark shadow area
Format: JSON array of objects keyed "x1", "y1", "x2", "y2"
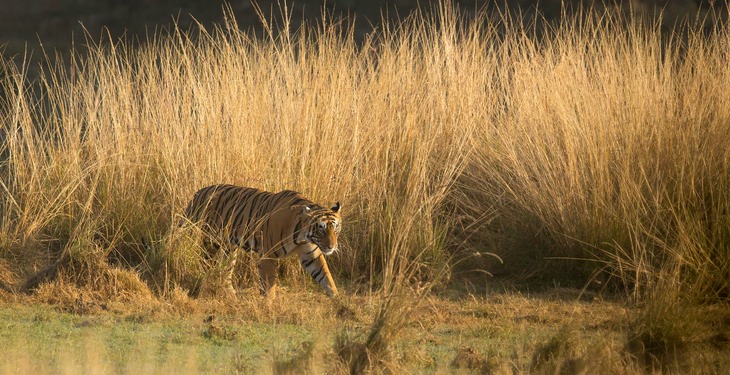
[{"x1": 1, "y1": 1, "x2": 726, "y2": 58}]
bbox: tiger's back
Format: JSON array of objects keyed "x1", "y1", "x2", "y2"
[{"x1": 184, "y1": 185, "x2": 303, "y2": 246}]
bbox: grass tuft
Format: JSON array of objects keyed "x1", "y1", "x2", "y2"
[
  {"x1": 625, "y1": 298, "x2": 699, "y2": 373},
  {"x1": 272, "y1": 340, "x2": 317, "y2": 375},
  {"x1": 530, "y1": 327, "x2": 581, "y2": 374},
  {"x1": 450, "y1": 346, "x2": 495, "y2": 374}
]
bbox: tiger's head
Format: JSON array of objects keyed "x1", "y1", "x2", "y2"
[{"x1": 303, "y1": 202, "x2": 342, "y2": 255}]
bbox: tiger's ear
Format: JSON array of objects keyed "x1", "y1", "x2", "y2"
[
  {"x1": 301, "y1": 205, "x2": 312, "y2": 215},
  {"x1": 331, "y1": 202, "x2": 341, "y2": 213}
]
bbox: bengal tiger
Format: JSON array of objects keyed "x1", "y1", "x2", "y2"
[{"x1": 183, "y1": 184, "x2": 341, "y2": 298}]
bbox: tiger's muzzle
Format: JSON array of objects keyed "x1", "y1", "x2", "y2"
[{"x1": 321, "y1": 246, "x2": 337, "y2": 256}]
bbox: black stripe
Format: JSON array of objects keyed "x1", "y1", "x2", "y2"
[
  {"x1": 302, "y1": 253, "x2": 321, "y2": 268},
  {"x1": 195, "y1": 187, "x2": 214, "y2": 211},
  {"x1": 188, "y1": 185, "x2": 215, "y2": 218},
  {"x1": 272, "y1": 191, "x2": 295, "y2": 206},
  {"x1": 310, "y1": 268, "x2": 323, "y2": 281},
  {"x1": 229, "y1": 205, "x2": 248, "y2": 232},
  {"x1": 230, "y1": 189, "x2": 258, "y2": 230},
  {"x1": 244, "y1": 192, "x2": 266, "y2": 230},
  {"x1": 220, "y1": 195, "x2": 242, "y2": 226},
  {"x1": 213, "y1": 185, "x2": 236, "y2": 210},
  {"x1": 315, "y1": 272, "x2": 326, "y2": 283},
  {"x1": 303, "y1": 248, "x2": 317, "y2": 255},
  {"x1": 212, "y1": 186, "x2": 238, "y2": 218}
]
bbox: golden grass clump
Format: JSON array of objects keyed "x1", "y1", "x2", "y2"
[{"x1": 457, "y1": 13, "x2": 730, "y2": 301}]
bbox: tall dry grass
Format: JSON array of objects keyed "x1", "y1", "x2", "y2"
[
  {"x1": 0, "y1": 2, "x2": 728, "y2": 324},
  {"x1": 0, "y1": 3, "x2": 472, "y2": 302},
  {"x1": 465, "y1": 14, "x2": 730, "y2": 301}
]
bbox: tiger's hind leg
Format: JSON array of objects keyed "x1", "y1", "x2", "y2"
[
  {"x1": 201, "y1": 243, "x2": 238, "y2": 299},
  {"x1": 221, "y1": 247, "x2": 239, "y2": 297},
  {"x1": 257, "y1": 257, "x2": 278, "y2": 298}
]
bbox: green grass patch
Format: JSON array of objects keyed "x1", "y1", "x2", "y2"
[
  {"x1": 2, "y1": 290, "x2": 727, "y2": 374},
  {"x1": 0, "y1": 304, "x2": 315, "y2": 374}
]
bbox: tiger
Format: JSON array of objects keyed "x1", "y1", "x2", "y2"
[{"x1": 183, "y1": 184, "x2": 342, "y2": 298}]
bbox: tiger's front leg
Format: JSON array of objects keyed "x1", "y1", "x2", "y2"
[{"x1": 298, "y1": 248, "x2": 338, "y2": 297}]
